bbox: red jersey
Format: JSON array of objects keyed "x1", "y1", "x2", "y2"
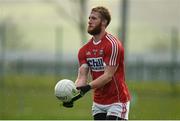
[{"x1": 78, "y1": 33, "x2": 130, "y2": 104}]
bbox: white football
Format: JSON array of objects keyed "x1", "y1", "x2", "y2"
[{"x1": 54, "y1": 79, "x2": 78, "y2": 102}]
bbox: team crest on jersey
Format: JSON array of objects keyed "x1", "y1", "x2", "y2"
[
  {"x1": 99, "y1": 49, "x2": 104, "y2": 56},
  {"x1": 87, "y1": 57, "x2": 104, "y2": 71}
]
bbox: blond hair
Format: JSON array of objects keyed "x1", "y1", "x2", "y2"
[{"x1": 91, "y1": 6, "x2": 111, "y2": 27}]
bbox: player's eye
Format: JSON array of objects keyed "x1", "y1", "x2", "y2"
[{"x1": 89, "y1": 16, "x2": 97, "y2": 20}]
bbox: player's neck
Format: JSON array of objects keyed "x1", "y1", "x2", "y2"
[{"x1": 93, "y1": 30, "x2": 106, "y2": 42}]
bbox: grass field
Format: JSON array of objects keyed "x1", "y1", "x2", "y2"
[{"x1": 0, "y1": 74, "x2": 180, "y2": 120}]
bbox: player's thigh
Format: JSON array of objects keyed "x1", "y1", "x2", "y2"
[
  {"x1": 107, "y1": 101, "x2": 130, "y2": 120},
  {"x1": 92, "y1": 102, "x2": 107, "y2": 118}
]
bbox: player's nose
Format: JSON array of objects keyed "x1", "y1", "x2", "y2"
[{"x1": 88, "y1": 20, "x2": 92, "y2": 25}]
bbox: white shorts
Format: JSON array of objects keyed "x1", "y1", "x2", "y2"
[{"x1": 92, "y1": 101, "x2": 130, "y2": 120}]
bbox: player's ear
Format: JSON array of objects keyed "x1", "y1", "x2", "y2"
[{"x1": 102, "y1": 19, "x2": 108, "y2": 27}]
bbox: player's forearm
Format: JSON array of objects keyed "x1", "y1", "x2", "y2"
[
  {"x1": 89, "y1": 66, "x2": 117, "y2": 89},
  {"x1": 75, "y1": 66, "x2": 89, "y2": 87},
  {"x1": 75, "y1": 76, "x2": 88, "y2": 87},
  {"x1": 89, "y1": 73, "x2": 112, "y2": 89}
]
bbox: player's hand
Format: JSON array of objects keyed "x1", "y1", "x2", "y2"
[
  {"x1": 62, "y1": 100, "x2": 73, "y2": 108},
  {"x1": 76, "y1": 84, "x2": 91, "y2": 96},
  {"x1": 62, "y1": 93, "x2": 82, "y2": 108}
]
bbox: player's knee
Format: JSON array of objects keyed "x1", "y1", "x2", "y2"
[{"x1": 94, "y1": 113, "x2": 107, "y2": 120}]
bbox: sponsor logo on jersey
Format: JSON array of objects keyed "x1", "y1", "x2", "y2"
[{"x1": 87, "y1": 57, "x2": 104, "y2": 71}]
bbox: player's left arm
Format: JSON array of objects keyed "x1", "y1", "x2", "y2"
[
  {"x1": 89, "y1": 65, "x2": 118, "y2": 89},
  {"x1": 76, "y1": 65, "x2": 118, "y2": 95}
]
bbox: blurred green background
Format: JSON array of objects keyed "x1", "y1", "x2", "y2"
[
  {"x1": 0, "y1": 0, "x2": 180, "y2": 120},
  {"x1": 0, "y1": 75, "x2": 180, "y2": 119}
]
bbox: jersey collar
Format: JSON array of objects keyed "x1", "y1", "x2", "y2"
[
  {"x1": 92, "y1": 32, "x2": 107, "y2": 45},
  {"x1": 93, "y1": 39, "x2": 101, "y2": 45}
]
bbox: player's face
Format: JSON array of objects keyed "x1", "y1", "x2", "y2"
[{"x1": 87, "y1": 11, "x2": 102, "y2": 35}]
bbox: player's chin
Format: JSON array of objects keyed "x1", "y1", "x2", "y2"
[
  {"x1": 88, "y1": 26, "x2": 94, "y2": 31},
  {"x1": 88, "y1": 29, "x2": 94, "y2": 34}
]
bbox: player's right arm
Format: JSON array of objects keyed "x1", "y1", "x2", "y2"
[
  {"x1": 63, "y1": 64, "x2": 89, "y2": 108},
  {"x1": 75, "y1": 64, "x2": 89, "y2": 87},
  {"x1": 75, "y1": 46, "x2": 89, "y2": 87}
]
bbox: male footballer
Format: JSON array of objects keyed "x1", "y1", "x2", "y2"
[{"x1": 63, "y1": 6, "x2": 131, "y2": 120}]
